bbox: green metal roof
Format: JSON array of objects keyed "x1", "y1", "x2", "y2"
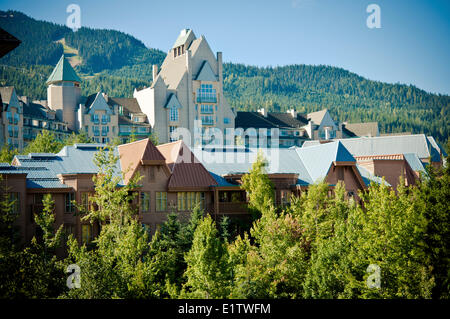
[{"x1": 46, "y1": 54, "x2": 82, "y2": 85}]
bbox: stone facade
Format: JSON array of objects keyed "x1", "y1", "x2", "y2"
[{"x1": 134, "y1": 29, "x2": 235, "y2": 145}]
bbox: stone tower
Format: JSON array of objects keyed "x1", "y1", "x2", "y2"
[{"x1": 46, "y1": 55, "x2": 82, "y2": 131}]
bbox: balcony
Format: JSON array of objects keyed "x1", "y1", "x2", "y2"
[
  {"x1": 200, "y1": 105, "x2": 214, "y2": 114},
  {"x1": 218, "y1": 202, "x2": 248, "y2": 214},
  {"x1": 196, "y1": 95, "x2": 217, "y2": 103}
]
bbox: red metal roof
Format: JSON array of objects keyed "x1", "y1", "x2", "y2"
[{"x1": 157, "y1": 140, "x2": 217, "y2": 188}]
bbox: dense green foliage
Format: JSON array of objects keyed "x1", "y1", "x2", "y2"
[
  {"x1": 0, "y1": 147, "x2": 449, "y2": 299},
  {"x1": 1, "y1": 10, "x2": 448, "y2": 144},
  {"x1": 0, "y1": 130, "x2": 93, "y2": 163},
  {"x1": 64, "y1": 28, "x2": 165, "y2": 74},
  {"x1": 223, "y1": 63, "x2": 450, "y2": 144}
]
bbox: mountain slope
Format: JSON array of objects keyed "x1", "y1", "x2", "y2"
[{"x1": 0, "y1": 10, "x2": 448, "y2": 144}]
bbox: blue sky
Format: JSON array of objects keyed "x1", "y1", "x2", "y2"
[{"x1": 1, "y1": 0, "x2": 449, "y2": 95}]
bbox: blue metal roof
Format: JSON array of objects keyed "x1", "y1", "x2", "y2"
[
  {"x1": 403, "y1": 153, "x2": 426, "y2": 173},
  {"x1": 356, "y1": 164, "x2": 390, "y2": 187},
  {"x1": 193, "y1": 141, "x2": 359, "y2": 187},
  {"x1": 8, "y1": 144, "x2": 124, "y2": 189},
  {"x1": 294, "y1": 141, "x2": 355, "y2": 184},
  {"x1": 302, "y1": 134, "x2": 440, "y2": 162}
]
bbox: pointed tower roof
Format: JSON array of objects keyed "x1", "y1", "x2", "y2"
[{"x1": 46, "y1": 55, "x2": 82, "y2": 85}]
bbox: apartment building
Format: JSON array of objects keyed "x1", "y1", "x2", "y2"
[
  {"x1": 302, "y1": 134, "x2": 447, "y2": 188},
  {"x1": 1, "y1": 138, "x2": 387, "y2": 253},
  {"x1": 0, "y1": 86, "x2": 23, "y2": 150},
  {"x1": 134, "y1": 29, "x2": 235, "y2": 145},
  {"x1": 21, "y1": 98, "x2": 72, "y2": 146},
  {"x1": 235, "y1": 108, "x2": 379, "y2": 148}
]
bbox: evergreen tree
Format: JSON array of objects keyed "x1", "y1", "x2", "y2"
[
  {"x1": 23, "y1": 130, "x2": 63, "y2": 154},
  {"x1": 182, "y1": 215, "x2": 231, "y2": 298}
]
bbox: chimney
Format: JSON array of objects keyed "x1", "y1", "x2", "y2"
[
  {"x1": 258, "y1": 108, "x2": 267, "y2": 117},
  {"x1": 287, "y1": 109, "x2": 297, "y2": 118},
  {"x1": 152, "y1": 64, "x2": 158, "y2": 82},
  {"x1": 186, "y1": 49, "x2": 191, "y2": 73}
]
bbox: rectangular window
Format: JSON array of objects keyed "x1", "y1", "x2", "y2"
[
  {"x1": 93, "y1": 126, "x2": 100, "y2": 136},
  {"x1": 137, "y1": 126, "x2": 149, "y2": 134},
  {"x1": 8, "y1": 193, "x2": 20, "y2": 214},
  {"x1": 63, "y1": 224, "x2": 74, "y2": 243},
  {"x1": 81, "y1": 224, "x2": 92, "y2": 244},
  {"x1": 148, "y1": 166, "x2": 155, "y2": 182},
  {"x1": 280, "y1": 190, "x2": 291, "y2": 205},
  {"x1": 91, "y1": 114, "x2": 99, "y2": 124},
  {"x1": 101, "y1": 114, "x2": 110, "y2": 124},
  {"x1": 65, "y1": 193, "x2": 75, "y2": 213},
  {"x1": 200, "y1": 104, "x2": 214, "y2": 114},
  {"x1": 169, "y1": 107, "x2": 179, "y2": 122},
  {"x1": 101, "y1": 126, "x2": 109, "y2": 136},
  {"x1": 81, "y1": 192, "x2": 90, "y2": 212},
  {"x1": 169, "y1": 126, "x2": 178, "y2": 142},
  {"x1": 196, "y1": 84, "x2": 217, "y2": 103},
  {"x1": 140, "y1": 192, "x2": 150, "y2": 213},
  {"x1": 337, "y1": 167, "x2": 344, "y2": 181},
  {"x1": 155, "y1": 192, "x2": 167, "y2": 212},
  {"x1": 6, "y1": 112, "x2": 12, "y2": 124},
  {"x1": 177, "y1": 192, "x2": 205, "y2": 211},
  {"x1": 201, "y1": 115, "x2": 214, "y2": 126},
  {"x1": 224, "y1": 117, "x2": 230, "y2": 124},
  {"x1": 120, "y1": 125, "x2": 131, "y2": 133}
]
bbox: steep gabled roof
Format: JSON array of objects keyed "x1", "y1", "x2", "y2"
[
  {"x1": 164, "y1": 93, "x2": 183, "y2": 109},
  {"x1": 294, "y1": 141, "x2": 355, "y2": 183},
  {"x1": 195, "y1": 61, "x2": 217, "y2": 81},
  {"x1": 118, "y1": 138, "x2": 166, "y2": 183},
  {"x1": 85, "y1": 92, "x2": 114, "y2": 115},
  {"x1": 0, "y1": 86, "x2": 14, "y2": 104},
  {"x1": 157, "y1": 140, "x2": 217, "y2": 188},
  {"x1": 307, "y1": 109, "x2": 328, "y2": 125},
  {"x1": 46, "y1": 54, "x2": 82, "y2": 85}
]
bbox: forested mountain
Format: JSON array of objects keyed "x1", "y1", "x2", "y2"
[{"x1": 0, "y1": 10, "x2": 448, "y2": 144}]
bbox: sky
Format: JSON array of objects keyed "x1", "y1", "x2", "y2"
[{"x1": 0, "y1": 0, "x2": 449, "y2": 95}]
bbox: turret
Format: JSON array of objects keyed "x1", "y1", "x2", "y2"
[{"x1": 46, "y1": 55, "x2": 82, "y2": 131}]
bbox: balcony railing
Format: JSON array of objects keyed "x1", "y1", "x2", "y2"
[
  {"x1": 196, "y1": 95, "x2": 217, "y2": 103},
  {"x1": 218, "y1": 202, "x2": 248, "y2": 214}
]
